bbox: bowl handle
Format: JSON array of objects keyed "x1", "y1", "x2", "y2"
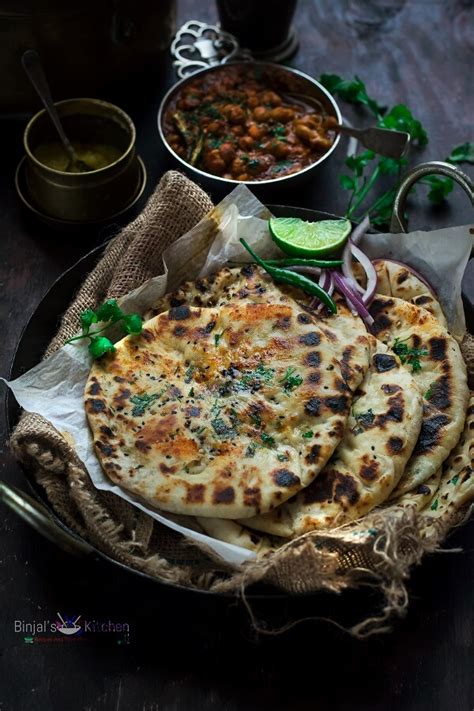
[
  {"x1": 0, "y1": 481, "x2": 93, "y2": 556},
  {"x1": 390, "y1": 160, "x2": 474, "y2": 233}
]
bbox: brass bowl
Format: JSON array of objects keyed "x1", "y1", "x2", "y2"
[
  {"x1": 157, "y1": 61, "x2": 342, "y2": 196},
  {"x1": 23, "y1": 98, "x2": 142, "y2": 222}
]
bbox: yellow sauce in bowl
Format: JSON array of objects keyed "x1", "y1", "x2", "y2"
[{"x1": 34, "y1": 141, "x2": 122, "y2": 173}]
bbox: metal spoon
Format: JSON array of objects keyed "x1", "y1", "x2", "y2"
[
  {"x1": 21, "y1": 50, "x2": 90, "y2": 173},
  {"x1": 332, "y1": 124, "x2": 410, "y2": 159}
]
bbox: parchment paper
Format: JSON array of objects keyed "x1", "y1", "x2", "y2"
[{"x1": 3, "y1": 184, "x2": 472, "y2": 566}]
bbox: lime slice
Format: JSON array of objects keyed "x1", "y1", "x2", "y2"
[{"x1": 269, "y1": 217, "x2": 351, "y2": 257}]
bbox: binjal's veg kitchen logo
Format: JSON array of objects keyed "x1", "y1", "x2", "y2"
[{"x1": 15, "y1": 612, "x2": 130, "y2": 644}]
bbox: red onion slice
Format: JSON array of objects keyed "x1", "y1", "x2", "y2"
[
  {"x1": 342, "y1": 238, "x2": 365, "y2": 294},
  {"x1": 350, "y1": 214, "x2": 370, "y2": 245},
  {"x1": 332, "y1": 272, "x2": 374, "y2": 327},
  {"x1": 350, "y1": 242, "x2": 378, "y2": 304}
]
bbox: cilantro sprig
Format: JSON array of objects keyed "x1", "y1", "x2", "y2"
[
  {"x1": 392, "y1": 337, "x2": 428, "y2": 372},
  {"x1": 279, "y1": 367, "x2": 303, "y2": 393},
  {"x1": 65, "y1": 299, "x2": 143, "y2": 359},
  {"x1": 319, "y1": 73, "x2": 473, "y2": 227}
]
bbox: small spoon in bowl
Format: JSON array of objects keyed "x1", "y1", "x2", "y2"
[{"x1": 22, "y1": 50, "x2": 91, "y2": 173}]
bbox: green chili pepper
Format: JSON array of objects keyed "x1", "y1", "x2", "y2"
[
  {"x1": 239, "y1": 239, "x2": 337, "y2": 314},
  {"x1": 265, "y1": 257, "x2": 343, "y2": 268}
]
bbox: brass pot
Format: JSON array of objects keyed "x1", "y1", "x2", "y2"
[{"x1": 23, "y1": 98, "x2": 142, "y2": 222}]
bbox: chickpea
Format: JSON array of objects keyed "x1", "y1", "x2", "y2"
[
  {"x1": 310, "y1": 135, "x2": 333, "y2": 151},
  {"x1": 224, "y1": 104, "x2": 246, "y2": 124},
  {"x1": 231, "y1": 157, "x2": 246, "y2": 176},
  {"x1": 181, "y1": 96, "x2": 200, "y2": 110},
  {"x1": 219, "y1": 142, "x2": 236, "y2": 164},
  {"x1": 206, "y1": 120, "x2": 226, "y2": 135},
  {"x1": 324, "y1": 115, "x2": 339, "y2": 129},
  {"x1": 236, "y1": 173, "x2": 250, "y2": 181},
  {"x1": 294, "y1": 123, "x2": 316, "y2": 145},
  {"x1": 248, "y1": 123, "x2": 264, "y2": 140},
  {"x1": 247, "y1": 93, "x2": 259, "y2": 108},
  {"x1": 262, "y1": 91, "x2": 282, "y2": 106},
  {"x1": 204, "y1": 149, "x2": 226, "y2": 175},
  {"x1": 269, "y1": 107, "x2": 295, "y2": 123},
  {"x1": 268, "y1": 140, "x2": 290, "y2": 159},
  {"x1": 296, "y1": 114, "x2": 322, "y2": 130},
  {"x1": 253, "y1": 106, "x2": 268, "y2": 122},
  {"x1": 231, "y1": 125, "x2": 245, "y2": 136},
  {"x1": 238, "y1": 136, "x2": 255, "y2": 150}
]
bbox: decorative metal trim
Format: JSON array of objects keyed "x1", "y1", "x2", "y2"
[{"x1": 171, "y1": 20, "x2": 252, "y2": 78}]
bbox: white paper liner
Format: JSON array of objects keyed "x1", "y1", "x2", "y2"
[{"x1": 3, "y1": 184, "x2": 472, "y2": 567}]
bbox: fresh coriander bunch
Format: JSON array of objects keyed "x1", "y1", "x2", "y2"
[
  {"x1": 65, "y1": 299, "x2": 143, "y2": 358},
  {"x1": 319, "y1": 73, "x2": 473, "y2": 227}
]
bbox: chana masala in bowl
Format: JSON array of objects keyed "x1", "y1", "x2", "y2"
[{"x1": 159, "y1": 63, "x2": 341, "y2": 184}]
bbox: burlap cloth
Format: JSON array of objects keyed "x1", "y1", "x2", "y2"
[{"x1": 9, "y1": 171, "x2": 474, "y2": 635}]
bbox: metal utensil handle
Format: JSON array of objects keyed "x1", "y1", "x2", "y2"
[
  {"x1": 21, "y1": 50, "x2": 75, "y2": 162},
  {"x1": 390, "y1": 160, "x2": 474, "y2": 233},
  {"x1": 0, "y1": 481, "x2": 93, "y2": 556}
]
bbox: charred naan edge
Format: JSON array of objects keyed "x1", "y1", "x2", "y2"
[
  {"x1": 196, "y1": 517, "x2": 275, "y2": 553},
  {"x1": 86, "y1": 298, "x2": 363, "y2": 519},
  {"x1": 143, "y1": 265, "x2": 278, "y2": 321},
  {"x1": 353, "y1": 260, "x2": 447, "y2": 329},
  {"x1": 421, "y1": 395, "x2": 474, "y2": 532},
  {"x1": 388, "y1": 468, "x2": 441, "y2": 512},
  {"x1": 369, "y1": 295, "x2": 469, "y2": 496},
  {"x1": 240, "y1": 337, "x2": 423, "y2": 537}
]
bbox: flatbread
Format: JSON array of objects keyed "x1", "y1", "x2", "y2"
[
  {"x1": 421, "y1": 395, "x2": 474, "y2": 527},
  {"x1": 196, "y1": 517, "x2": 274, "y2": 553},
  {"x1": 369, "y1": 295, "x2": 469, "y2": 496},
  {"x1": 239, "y1": 337, "x2": 424, "y2": 536},
  {"x1": 86, "y1": 289, "x2": 369, "y2": 519},
  {"x1": 353, "y1": 259, "x2": 447, "y2": 329},
  {"x1": 388, "y1": 468, "x2": 441, "y2": 512}
]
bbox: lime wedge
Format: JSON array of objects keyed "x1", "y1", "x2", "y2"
[{"x1": 269, "y1": 217, "x2": 351, "y2": 257}]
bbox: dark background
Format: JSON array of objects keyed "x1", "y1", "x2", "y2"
[{"x1": 1, "y1": 1, "x2": 473, "y2": 710}]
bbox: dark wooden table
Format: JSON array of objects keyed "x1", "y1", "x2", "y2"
[{"x1": 1, "y1": 2, "x2": 473, "y2": 710}]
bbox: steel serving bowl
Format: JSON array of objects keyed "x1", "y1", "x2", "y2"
[{"x1": 157, "y1": 61, "x2": 342, "y2": 195}]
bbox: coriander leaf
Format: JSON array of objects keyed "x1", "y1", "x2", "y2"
[
  {"x1": 211, "y1": 417, "x2": 236, "y2": 439},
  {"x1": 122, "y1": 313, "x2": 143, "y2": 335},
  {"x1": 277, "y1": 452, "x2": 289, "y2": 462},
  {"x1": 392, "y1": 337, "x2": 428, "y2": 372},
  {"x1": 451, "y1": 474, "x2": 459, "y2": 485},
  {"x1": 130, "y1": 392, "x2": 163, "y2": 417},
  {"x1": 319, "y1": 74, "x2": 386, "y2": 118},
  {"x1": 80, "y1": 308, "x2": 98, "y2": 334},
  {"x1": 88, "y1": 336, "x2": 115, "y2": 359},
  {"x1": 346, "y1": 150, "x2": 375, "y2": 176},
  {"x1": 279, "y1": 367, "x2": 303, "y2": 393},
  {"x1": 424, "y1": 382, "x2": 436, "y2": 400},
  {"x1": 188, "y1": 387, "x2": 195, "y2": 397},
  {"x1": 378, "y1": 104, "x2": 428, "y2": 145},
  {"x1": 419, "y1": 175, "x2": 454, "y2": 204},
  {"x1": 302, "y1": 431, "x2": 313, "y2": 439},
  {"x1": 260, "y1": 432, "x2": 275, "y2": 448},
  {"x1": 245, "y1": 442, "x2": 257, "y2": 457},
  {"x1": 446, "y1": 142, "x2": 474, "y2": 165},
  {"x1": 430, "y1": 498, "x2": 439, "y2": 511},
  {"x1": 95, "y1": 298, "x2": 123, "y2": 323},
  {"x1": 214, "y1": 332, "x2": 224, "y2": 346},
  {"x1": 340, "y1": 175, "x2": 357, "y2": 191},
  {"x1": 378, "y1": 156, "x2": 407, "y2": 175}
]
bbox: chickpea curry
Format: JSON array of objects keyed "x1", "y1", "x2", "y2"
[{"x1": 163, "y1": 66, "x2": 337, "y2": 181}]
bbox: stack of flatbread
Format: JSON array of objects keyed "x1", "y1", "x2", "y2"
[{"x1": 85, "y1": 260, "x2": 472, "y2": 554}]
